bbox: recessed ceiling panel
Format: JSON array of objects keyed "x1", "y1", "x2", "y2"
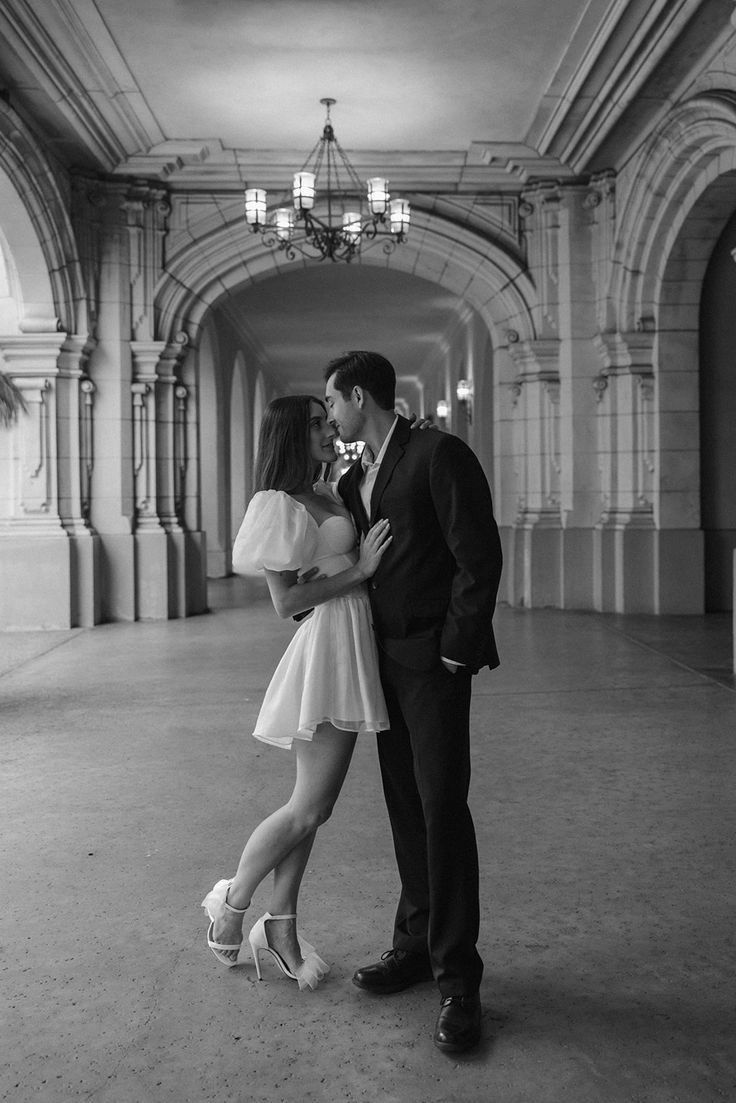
[{"x1": 95, "y1": 0, "x2": 599, "y2": 150}]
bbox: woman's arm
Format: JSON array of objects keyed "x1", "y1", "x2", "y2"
[{"x1": 264, "y1": 518, "x2": 391, "y2": 619}]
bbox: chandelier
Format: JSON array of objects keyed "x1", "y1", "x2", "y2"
[{"x1": 244, "y1": 98, "x2": 410, "y2": 263}]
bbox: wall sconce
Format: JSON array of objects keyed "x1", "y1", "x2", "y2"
[
  {"x1": 436, "y1": 398, "x2": 449, "y2": 420},
  {"x1": 456, "y1": 378, "x2": 474, "y2": 423}
]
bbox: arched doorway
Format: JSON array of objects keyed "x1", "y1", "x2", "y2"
[
  {"x1": 700, "y1": 204, "x2": 736, "y2": 611},
  {"x1": 604, "y1": 93, "x2": 736, "y2": 614},
  {"x1": 0, "y1": 104, "x2": 96, "y2": 628}
]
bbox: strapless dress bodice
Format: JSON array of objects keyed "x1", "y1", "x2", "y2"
[{"x1": 305, "y1": 512, "x2": 358, "y2": 577}]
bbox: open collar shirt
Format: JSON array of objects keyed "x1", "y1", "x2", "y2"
[
  {"x1": 357, "y1": 415, "x2": 463, "y2": 669},
  {"x1": 358, "y1": 415, "x2": 399, "y2": 520}
]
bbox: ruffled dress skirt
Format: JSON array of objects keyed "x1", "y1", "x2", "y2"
[{"x1": 254, "y1": 586, "x2": 389, "y2": 749}]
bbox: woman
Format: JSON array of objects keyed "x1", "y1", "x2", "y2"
[{"x1": 201, "y1": 395, "x2": 392, "y2": 990}]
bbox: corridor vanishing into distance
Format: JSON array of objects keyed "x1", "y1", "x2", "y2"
[{"x1": 2, "y1": 579, "x2": 734, "y2": 1103}]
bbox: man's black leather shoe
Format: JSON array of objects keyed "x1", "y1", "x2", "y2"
[
  {"x1": 352, "y1": 949, "x2": 434, "y2": 994},
  {"x1": 433, "y1": 993, "x2": 482, "y2": 1053}
]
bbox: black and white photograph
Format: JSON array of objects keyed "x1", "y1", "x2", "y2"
[{"x1": 1, "y1": 2, "x2": 734, "y2": 1100}]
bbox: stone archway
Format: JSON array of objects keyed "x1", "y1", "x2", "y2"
[
  {"x1": 609, "y1": 92, "x2": 736, "y2": 613},
  {"x1": 699, "y1": 208, "x2": 736, "y2": 612},
  {"x1": 0, "y1": 103, "x2": 97, "y2": 628},
  {"x1": 155, "y1": 205, "x2": 538, "y2": 352},
  {"x1": 0, "y1": 100, "x2": 87, "y2": 335},
  {"x1": 153, "y1": 202, "x2": 538, "y2": 597}
]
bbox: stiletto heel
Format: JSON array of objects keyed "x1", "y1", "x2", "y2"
[
  {"x1": 201, "y1": 878, "x2": 249, "y2": 967},
  {"x1": 248, "y1": 912, "x2": 329, "y2": 991}
]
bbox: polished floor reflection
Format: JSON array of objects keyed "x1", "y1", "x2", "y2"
[{"x1": 1, "y1": 583, "x2": 734, "y2": 1103}]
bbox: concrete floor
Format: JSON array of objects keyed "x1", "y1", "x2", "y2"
[{"x1": 1, "y1": 578, "x2": 735, "y2": 1103}]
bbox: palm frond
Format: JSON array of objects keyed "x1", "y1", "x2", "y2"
[{"x1": 0, "y1": 371, "x2": 27, "y2": 427}]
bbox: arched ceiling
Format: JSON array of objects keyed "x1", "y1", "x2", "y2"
[
  {"x1": 0, "y1": 0, "x2": 718, "y2": 182},
  {"x1": 0, "y1": 0, "x2": 727, "y2": 393},
  {"x1": 219, "y1": 265, "x2": 473, "y2": 395}
]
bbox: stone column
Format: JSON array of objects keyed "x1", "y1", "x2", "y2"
[
  {"x1": 0, "y1": 332, "x2": 99, "y2": 627},
  {"x1": 508, "y1": 337, "x2": 562, "y2": 607},
  {"x1": 558, "y1": 180, "x2": 612, "y2": 609},
  {"x1": 129, "y1": 334, "x2": 203, "y2": 618},
  {"x1": 592, "y1": 328, "x2": 657, "y2": 612},
  {"x1": 75, "y1": 179, "x2": 137, "y2": 621},
  {"x1": 130, "y1": 341, "x2": 169, "y2": 619}
]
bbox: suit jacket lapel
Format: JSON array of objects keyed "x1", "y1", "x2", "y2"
[
  {"x1": 341, "y1": 458, "x2": 370, "y2": 535},
  {"x1": 369, "y1": 416, "x2": 410, "y2": 524}
]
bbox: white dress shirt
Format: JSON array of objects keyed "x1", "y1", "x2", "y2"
[{"x1": 359, "y1": 415, "x2": 399, "y2": 519}]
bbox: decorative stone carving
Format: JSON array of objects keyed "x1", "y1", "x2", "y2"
[
  {"x1": 519, "y1": 183, "x2": 562, "y2": 336},
  {"x1": 593, "y1": 330, "x2": 655, "y2": 526},
  {"x1": 123, "y1": 183, "x2": 170, "y2": 343},
  {"x1": 174, "y1": 384, "x2": 189, "y2": 519},
  {"x1": 79, "y1": 376, "x2": 95, "y2": 520},
  {"x1": 586, "y1": 172, "x2": 617, "y2": 334},
  {"x1": 507, "y1": 338, "x2": 562, "y2": 524},
  {"x1": 14, "y1": 378, "x2": 52, "y2": 515},
  {"x1": 131, "y1": 381, "x2": 154, "y2": 521},
  {"x1": 593, "y1": 373, "x2": 609, "y2": 401}
]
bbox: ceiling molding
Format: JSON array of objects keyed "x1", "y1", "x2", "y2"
[
  {"x1": 528, "y1": 0, "x2": 734, "y2": 172},
  {"x1": 0, "y1": 0, "x2": 730, "y2": 193},
  {"x1": 111, "y1": 138, "x2": 579, "y2": 194},
  {"x1": 0, "y1": 0, "x2": 163, "y2": 170}
]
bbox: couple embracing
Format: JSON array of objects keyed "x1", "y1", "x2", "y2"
[{"x1": 201, "y1": 351, "x2": 502, "y2": 1054}]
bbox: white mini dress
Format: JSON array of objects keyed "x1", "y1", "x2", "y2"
[{"x1": 232, "y1": 484, "x2": 389, "y2": 749}]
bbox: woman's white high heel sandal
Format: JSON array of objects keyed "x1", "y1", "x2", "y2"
[
  {"x1": 248, "y1": 912, "x2": 329, "y2": 991},
  {"x1": 201, "y1": 878, "x2": 248, "y2": 968}
]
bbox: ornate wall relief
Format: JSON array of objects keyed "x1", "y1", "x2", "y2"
[
  {"x1": 584, "y1": 171, "x2": 617, "y2": 335},
  {"x1": 593, "y1": 331, "x2": 655, "y2": 527},
  {"x1": 14, "y1": 376, "x2": 52, "y2": 516},
  {"x1": 123, "y1": 186, "x2": 170, "y2": 344},
  {"x1": 520, "y1": 183, "x2": 562, "y2": 337},
  {"x1": 508, "y1": 338, "x2": 562, "y2": 526},
  {"x1": 131, "y1": 379, "x2": 155, "y2": 524}
]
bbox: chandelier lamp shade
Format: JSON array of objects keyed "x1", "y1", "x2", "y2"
[{"x1": 243, "y1": 98, "x2": 410, "y2": 262}]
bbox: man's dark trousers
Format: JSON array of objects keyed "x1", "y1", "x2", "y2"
[{"x1": 377, "y1": 649, "x2": 483, "y2": 997}]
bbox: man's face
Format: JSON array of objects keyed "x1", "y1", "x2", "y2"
[{"x1": 324, "y1": 374, "x2": 364, "y2": 443}]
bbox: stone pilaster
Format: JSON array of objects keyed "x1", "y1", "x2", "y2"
[
  {"x1": 508, "y1": 338, "x2": 562, "y2": 607},
  {"x1": 0, "y1": 332, "x2": 100, "y2": 626},
  {"x1": 592, "y1": 328, "x2": 657, "y2": 612}
]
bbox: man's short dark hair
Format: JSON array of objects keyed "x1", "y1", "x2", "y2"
[{"x1": 324, "y1": 351, "x2": 396, "y2": 411}]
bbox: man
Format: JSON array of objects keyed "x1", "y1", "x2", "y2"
[{"x1": 324, "y1": 351, "x2": 502, "y2": 1054}]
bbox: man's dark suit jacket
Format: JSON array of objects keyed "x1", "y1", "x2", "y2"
[{"x1": 337, "y1": 415, "x2": 503, "y2": 674}]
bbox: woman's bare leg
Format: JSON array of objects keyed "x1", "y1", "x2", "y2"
[
  {"x1": 212, "y1": 724, "x2": 357, "y2": 963},
  {"x1": 262, "y1": 830, "x2": 319, "y2": 968}
]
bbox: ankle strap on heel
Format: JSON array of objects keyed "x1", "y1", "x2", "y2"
[
  {"x1": 224, "y1": 886, "x2": 248, "y2": 916},
  {"x1": 265, "y1": 912, "x2": 297, "y2": 920}
]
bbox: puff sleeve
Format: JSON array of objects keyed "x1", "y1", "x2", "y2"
[{"x1": 232, "y1": 491, "x2": 318, "y2": 575}]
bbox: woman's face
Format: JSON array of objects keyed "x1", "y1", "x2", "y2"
[{"x1": 308, "y1": 400, "x2": 338, "y2": 466}]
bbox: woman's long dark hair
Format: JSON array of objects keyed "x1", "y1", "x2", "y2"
[{"x1": 254, "y1": 395, "x2": 326, "y2": 493}]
